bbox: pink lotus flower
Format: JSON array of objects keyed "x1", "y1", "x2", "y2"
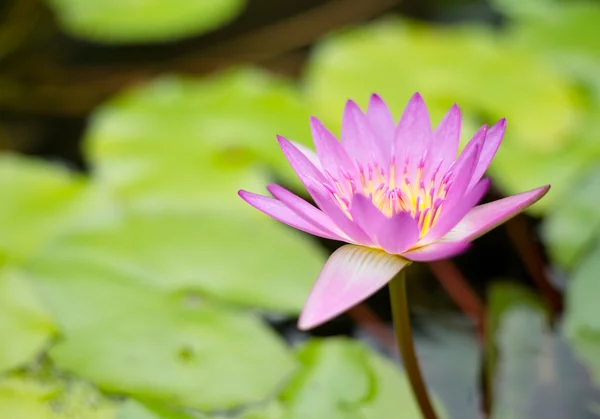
[{"x1": 239, "y1": 93, "x2": 549, "y2": 330}]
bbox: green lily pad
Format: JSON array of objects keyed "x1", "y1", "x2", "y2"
[
  {"x1": 119, "y1": 399, "x2": 283, "y2": 419},
  {"x1": 304, "y1": 18, "x2": 581, "y2": 213},
  {"x1": 564, "y1": 243, "x2": 600, "y2": 334},
  {"x1": 563, "y1": 242, "x2": 600, "y2": 389},
  {"x1": 306, "y1": 18, "x2": 578, "y2": 151},
  {"x1": 490, "y1": 0, "x2": 556, "y2": 20},
  {"x1": 0, "y1": 378, "x2": 55, "y2": 419},
  {"x1": 0, "y1": 267, "x2": 56, "y2": 373},
  {"x1": 76, "y1": 68, "x2": 326, "y2": 314},
  {"x1": 0, "y1": 376, "x2": 116, "y2": 419},
  {"x1": 497, "y1": 0, "x2": 600, "y2": 65},
  {"x1": 566, "y1": 330, "x2": 600, "y2": 390},
  {"x1": 486, "y1": 282, "x2": 549, "y2": 419},
  {"x1": 0, "y1": 154, "x2": 86, "y2": 263},
  {"x1": 359, "y1": 347, "x2": 436, "y2": 418},
  {"x1": 26, "y1": 208, "x2": 323, "y2": 316},
  {"x1": 117, "y1": 400, "x2": 202, "y2": 419},
  {"x1": 235, "y1": 403, "x2": 284, "y2": 419},
  {"x1": 280, "y1": 338, "x2": 446, "y2": 418},
  {"x1": 45, "y1": 0, "x2": 246, "y2": 43},
  {"x1": 541, "y1": 167, "x2": 600, "y2": 269},
  {"x1": 488, "y1": 137, "x2": 590, "y2": 216},
  {"x1": 280, "y1": 339, "x2": 368, "y2": 419},
  {"x1": 25, "y1": 208, "x2": 299, "y2": 410},
  {"x1": 85, "y1": 67, "x2": 312, "y2": 213},
  {"x1": 48, "y1": 289, "x2": 294, "y2": 410}
]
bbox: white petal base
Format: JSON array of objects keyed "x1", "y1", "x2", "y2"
[{"x1": 298, "y1": 244, "x2": 410, "y2": 330}]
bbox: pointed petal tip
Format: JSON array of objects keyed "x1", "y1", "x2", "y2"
[
  {"x1": 296, "y1": 245, "x2": 409, "y2": 330},
  {"x1": 309, "y1": 115, "x2": 321, "y2": 125},
  {"x1": 368, "y1": 93, "x2": 387, "y2": 107},
  {"x1": 237, "y1": 189, "x2": 263, "y2": 205},
  {"x1": 367, "y1": 93, "x2": 393, "y2": 113},
  {"x1": 406, "y1": 92, "x2": 426, "y2": 108},
  {"x1": 308, "y1": 116, "x2": 322, "y2": 134},
  {"x1": 297, "y1": 312, "x2": 318, "y2": 331},
  {"x1": 520, "y1": 184, "x2": 551, "y2": 204},
  {"x1": 344, "y1": 98, "x2": 363, "y2": 113},
  {"x1": 489, "y1": 118, "x2": 507, "y2": 135},
  {"x1": 411, "y1": 92, "x2": 424, "y2": 100},
  {"x1": 265, "y1": 184, "x2": 278, "y2": 195},
  {"x1": 276, "y1": 134, "x2": 289, "y2": 146},
  {"x1": 537, "y1": 184, "x2": 551, "y2": 198},
  {"x1": 439, "y1": 183, "x2": 552, "y2": 244}
]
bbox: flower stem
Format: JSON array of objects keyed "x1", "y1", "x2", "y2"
[{"x1": 389, "y1": 270, "x2": 438, "y2": 419}]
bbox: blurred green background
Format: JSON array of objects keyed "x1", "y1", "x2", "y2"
[{"x1": 0, "y1": 0, "x2": 600, "y2": 417}]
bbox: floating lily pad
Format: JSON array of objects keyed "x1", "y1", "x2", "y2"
[
  {"x1": 280, "y1": 338, "x2": 446, "y2": 418},
  {"x1": 564, "y1": 250, "x2": 600, "y2": 393},
  {"x1": 85, "y1": 67, "x2": 312, "y2": 213},
  {"x1": 490, "y1": 0, "x2": 556, "y2": 20},
  {"x1": 76, "y1": 68, "x2": 325, "y2": 314},
  {"x1": 26, "y1": 210, "x2": 298, "y2": 410},
  {"x1": 486, "y1": 282, "x2": 549, "y2": 419},
  {"x1": 0, "y1": 378, "x2": 61, "y2": 419},
  {"x1": 0, "y1": 376, "x2": 116, "y2": 419},
  {"x1": 26, "y1": 208, "x2": 323, "y2": 317},
  {"x1": 564, "y1": 244, "x2": 600, "y2": 335},
  {"x1": 0, "y1": 154, "x2": 85, "y2": 263},
  {"x1": 496, "y1": 0, "x2": 600, "y2": 65},
  {"x1": 235, "y1": 402, "x2": 285, "y2": 419},
  {"x1": 48, "y1": 291, "x2": 294, "y2": 410},
  {"x1": 45, "y1": 0, "x2": 246, "y2": 43},
  {"x1": 566, "y1": 331, "x2": 600, "y2": 390},
  {"x1": 541, "y1": 167, "x2": 600, "y2": 269},
  {"x1": 0, "y1": 268, "x2": 56, "y2": 373},
  {"x1": 304, "y1": 18, "x2": 581, "y2": 213},
  {"x1": 488, "y1": 138, "x2": 588, "y2": 215},
  {"x1": 280, "y1": 339, "x2": 368, "y2": 419},
  {"x1": 117, "y1": 400, "x2": 202, "y2": 419},
  {"x1": 562, "y1": 242, "x2": 600, "y2": 391}
]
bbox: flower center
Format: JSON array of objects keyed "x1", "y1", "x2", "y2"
[{"x1": 324, "y1": 157, "x2": 452, "y2": 236}]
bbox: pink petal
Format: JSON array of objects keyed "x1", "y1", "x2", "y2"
[
  {"x1": 468, "y1": 119, "x2": 506, "y2": 189},
  {"x1": 422, "y1": 178, "x2": 490, "y2": 244},
  {"x1": 394, "y1": 93, "x2": 432, "y2": 168},
  {"x1": 277, "y1": 135, "x2": 328, "y2": 186},
  {"x1": 267, "y1": 184, "x2": 348, "y2": 241},
  {"x1": 427, "y1": 131, "x2": 483, "y2": 234},
  {"x1": 303, "y1": 177, "x2": 373, "y2": 246},
  {"x1": 402, "y1": 240, "x2": 471, "y2": 262},
  {"x1": 366, "y1": 94, "x2": 395, "y2": 150},
  {"x1": 441, "y1": 184, "x2": 550, "y2": 243},
  {"x1": 310, "y1": 117, "x2": 357, "y2": 181},
  {"x1": 439, "y1": 125, "x2": 486, "y2": 206},
  {"x1": 342, "y1": 99, "x2": 386, "y2": 164},
  {"x1": 238, "y1": 190, "x2": 342, "y2": 241},
  {"x1": 431, "y1": 104, "x2": 461, "y2": 173},
  {"x1": 348, "y1": 194, "x2": 389, "y2": 241},
  {"x1": 298, "y1": 244, "x2": 410, "y2": 330},
  {"x1": 349, "y1": 195, "x2": 420, "y2": 253},
  {"x1": 289, "y1": 140, "x2": 321, "y2": 170},
  {"x1": 376, "y1": 211, "x2": 421, "y2": 254}
]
